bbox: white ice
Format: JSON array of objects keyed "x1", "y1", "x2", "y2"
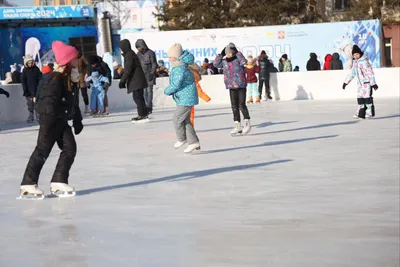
[{"x1": 0, "y1": 99, "x2": 399, "y2": 267}]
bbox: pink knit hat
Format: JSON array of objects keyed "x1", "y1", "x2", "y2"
[{"x1": 52, "y1": 41, "x2": 78, "y2": 66}]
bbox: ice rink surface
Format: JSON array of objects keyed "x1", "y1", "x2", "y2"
[{"x1": 0, "y1": 99, "x2": 399, "y2": 267}]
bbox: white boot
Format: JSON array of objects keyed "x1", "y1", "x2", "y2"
[
  {"x1": 174, "y1": 140, "x2": 187, "y2": 149},
  {"x1": 18, "y1": 185, "x2": 44, "y2": 199},
  {"x1": 84, "y1": 105, "x2": 90, "y2": 114},
  {"x1": 230, "y1": 121, "x2": 242, "y2": 135},
  {"x1": 50, "y1": 182, "x2": 75, "y2": 197},
  {"x1": 242, "y1": 119, "x2": 251, "y2": 135},
  {"x1": 184, "y1": 143, "x2": 201, "y2": 153}
]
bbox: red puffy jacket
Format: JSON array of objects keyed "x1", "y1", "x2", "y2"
[
  {"x1": 323, "y1": 54, "x2": 333, "y2": 70},
  {"x1": 245, "y1": 65, "x2": 260, "y2": 83}
]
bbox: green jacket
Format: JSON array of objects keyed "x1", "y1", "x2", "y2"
[{"x1": 283, "y1": 60, "x2": 292, "y2": 72}]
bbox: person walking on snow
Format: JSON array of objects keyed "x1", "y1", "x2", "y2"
[
  {"x1": 214, "y1": 43, "x2": 251, "y2": 135},
  {"x1": 188, "y1": 62, "x2": 211, "y2": 126},
  {"x1": 86, "y1": 71, "x2": 110, "y2": 116},
  {"x1": 306, "y1": 53, "x2": 321, "y2": 71},
  {"x1": 343, "y1": 45, "x2": 378, "y2": 119},
  {"x1": 19, "y1": 41, "x2": 84, "y2": 199},
  {"x1": 21, "y1": 55, "x2": 42, "y2": 123},
  {"x1": 245, "y1": 55, "x2": 260, "y2": 103},
  {"x1": 135, "y1": 39, "x2": 157, "y2": 115},
  {"x1": 118, "y1": 39, "x2": 149, "y2": 123},
  {"x1": 164, "y1": 44, "x2": 201, "y2": 153},
  {"x1": 323, "y1": 54, "x2": 333, "y2": 70}
]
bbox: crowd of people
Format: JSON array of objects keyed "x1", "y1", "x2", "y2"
[{"x1": 0, "y1": 38, "x2": 377, "y2": 198}]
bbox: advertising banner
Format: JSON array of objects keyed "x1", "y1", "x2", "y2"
[
  {"x1": 122, "y1": 20, "x2": 381, "y2": 71},
  {"x1": 0, "y1": 5, "x2": 94, "y2": 20}
]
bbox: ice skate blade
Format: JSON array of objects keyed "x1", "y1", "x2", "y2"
[
  {"x1": 49, "y1": 191, "x2": 76, "y2": 198},
  {"x1": 17, "y1": 194, "x2": 44, "y2": 200},
  {"x1": 231, "y1": 131, "x2": 243, "y2": 137}
]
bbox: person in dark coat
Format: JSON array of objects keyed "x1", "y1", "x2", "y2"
[
  {"x1": 257, "y1": 50, "x2": 272, "y2": 100},
  {"x1": 119, "y1": 39, "x2": 149, "y2": 123},
  {"x1": 135, "y1": 39, "x2": 157, "y2": 114},
  {"x1": 330, "y1": 52, "x2": 344, "y2": 70},
  {"x1": 306, "y1": 53, "x2": 321, "y2": 71},
  {"x1": 21, "y1": 55, "x2": 42, "y2": 123},
  {"x1": 74, "y1": 46, "x2": 90, "y2": 114},
  {"x1": 19, "y1": 41, "x2": 83, "y2": 199},
  {"x1": 87, "y1": 55, "x2": 112, "y2": 114}
]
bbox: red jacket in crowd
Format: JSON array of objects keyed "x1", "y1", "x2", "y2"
[
  {"x1": 323, "y1": 54, "x2": 333, "y2": 70},
  {"x1": 245, "y1": 65, "x2": 260, "y2": 83}
]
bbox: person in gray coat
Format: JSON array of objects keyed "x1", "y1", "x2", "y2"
[
  {"x1": 135, "y1": 39, "x2": 157, "y2": 114},
  {"x1": 330, "y1": 52, "x2": 344, "y2": 70}
]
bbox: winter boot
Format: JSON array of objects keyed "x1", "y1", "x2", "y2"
[
  {"x1": 231, "y1": 121, "x2": 242, "y2": 136},
  {"x1": 174, "y1": 140, "x2": 187, "y2": 149},
  {"x1": 255, "y1": 97, "x2": 261, "y2": 103},
  {"x1": 357, "y1": 107, "x2": 366, "y2": 119},
  {"x1": 242, "y1": 119, "x2": 251, "y2": 135},
  {"x1": 84, "y1": 105, "x2": 90, "y2": 114},
  {"x1": 267, "y1": 94, "x2": 273, "y2": 100},
  {"x1": 247, "y1": 97, "x2": 253, "y2": 104},
  {"x1": 18, "y1": 185, "x2": 44, "y2": 199},
  {"x1": 132, "y1": 116, "x2": 150, "y2": 124},
  {"x1": 50, "y1": 182, "x2": 75, "y2": 197},
  {"x1": 147, "y1": 107, "x2": 153, "y2": 115},
  {"x1": 26, "y1": 112, "x2": 34, "y2": 123},
  {"x1": 184, "y1": 143, "x2": 201, "y2": 153}
]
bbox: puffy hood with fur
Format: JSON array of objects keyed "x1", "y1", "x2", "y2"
[{"x1": 23, "y1": 55, "x2": 34, "y2": 67}]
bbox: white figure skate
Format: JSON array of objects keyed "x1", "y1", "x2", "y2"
[
  {"x1": 50, "y1": 183, "x2": 76, "y2": 198},
  {"x1": 17, "y1": 185, "x2": 44, "y2": 200},
  {"x1": 231, "y1": 121, "x2": 242, "y2": 136}
]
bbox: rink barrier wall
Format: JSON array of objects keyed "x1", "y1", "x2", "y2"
[{"x1": 1, "y1": 68, "x2": 399, "y2": 125}]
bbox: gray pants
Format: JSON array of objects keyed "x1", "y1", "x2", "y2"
[
  {"x1": 173, "y1": 106, "x2": 199, "y2": 145},
  {"x1": 143, "y1": 86, "x2": 153, "y2": 109}
]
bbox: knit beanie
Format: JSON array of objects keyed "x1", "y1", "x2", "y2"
[
  {"x1": 91, "y1": 71, "x2": 100, "y2": 78},
  {"x1": 167, "y1": 43, "x2": 183, "y2": 58},
  {"x1": 281, "y1": 54, "x2": 288, "y2": 60},
  {"x1": 352, "y1": 45, "x2": 362, "y2": 55},
  {"x1": 23, "y1": 55, "x2": 34, "y2": 67},
  {"x1": 225, "y1": 43, "x2": 236, "y2": 54},
  {"x1": 52, "y1": 41, "x2": 78, "y2": 66},
  {"x1": 42, "y1": 65, "x2": 52, "y2": 74}
]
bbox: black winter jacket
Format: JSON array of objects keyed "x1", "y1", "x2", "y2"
[
  {"x1": 21, "y1": 66, "x2": 42, "y2": 97},
  {"x1": 36, "y1": 72, "x2": 82, "y2": 123},
  {"x1": 330, "y1": 53, "x2": 343, "y2": 70},
  {"x1": 119, "y1": 39, "x2": 148, "y2": 93},
  {"x1": 258, "y1": 56, "x2": 271, "y2": 80},
  {"x1": 307, "y1": 53, "x2": 321, "y2": 71},
  {"x1": 87, "y1": 56, "x2": 112, "y2": 85},
  {"x1": 135, "y1": 39, "x2": 157, "y2": 86},
  {"x1": 306, "y1": 53, "x2": 321, "y2": 71}
]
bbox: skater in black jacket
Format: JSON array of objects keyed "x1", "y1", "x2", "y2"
[{"x1": 19, "y1": 41, "x2": 83, "y2": 199}]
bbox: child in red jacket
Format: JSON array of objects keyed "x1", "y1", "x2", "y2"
[{"x1": 245, "y1": 56, "x2": 260, "y2": 103}]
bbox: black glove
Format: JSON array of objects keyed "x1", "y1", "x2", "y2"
[
  {"x1": 372, "y1": 84, "x2": 378, "y2": 91},
  {"x1": 342, "y1": 83, "x2": 347, "y2": 90},
  {"x1": 231, "y1": 46, "x2": 238, "y2": 54},
  {"x1": 0, "y1": 88, "x2": 10, "y2": 98},
  {"x1": 101, "y1": 81, "x2": 105, "y2": 86},
  {"x1": 73, "y1": 120, "x2": 83, "y2": 135},
  {"x1": 220, "y1": 48, "x2": 226, "y2": 57},
  {"x1": 119, "y1": 82, "x2": 126, "y2": 89}
]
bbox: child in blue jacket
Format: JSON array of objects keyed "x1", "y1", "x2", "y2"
[
  {"x1": 86, "y1": 71, "x2": 109, "y2": 116},
  {"x1": 164, "y1": 44, "x2": 200, "y2": 153}
]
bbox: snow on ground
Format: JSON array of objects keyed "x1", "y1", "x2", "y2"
[{"x1": 0, "y1": 99, "x2": 399, "y2": 267}]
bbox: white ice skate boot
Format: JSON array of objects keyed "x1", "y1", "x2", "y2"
[
  {"x1": 184, "y1": 143, "x2": 201, "y2": 153},
  {"x1": 174, "y1": 140, "x2": 187, "y2": 149},
  {"x1": 50, "y1": 183, "x2": 76, "y2": 197},
  {"x1": 17, "y1": 185, "x2": 44, "y2": 200},
  {"x1": 242, "y1": 119, "x2": 251, "y2": 135},
  {"x1": 84, "y1": 105, "x2": 90, "y2": 114},
  {"x1": 231, "y1": 121, "x2": 242, "y2": 136}
]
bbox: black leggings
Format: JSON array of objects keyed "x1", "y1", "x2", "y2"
[
  {"x1": 229, "y1": 88, "x2": 250, "y2": 122},
  {"x1": 21, "y1": 115, "x2": 77, "y2": 185},
  {"x1": 258, "y1": 78, "x2": 270, "y2": 97}
]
